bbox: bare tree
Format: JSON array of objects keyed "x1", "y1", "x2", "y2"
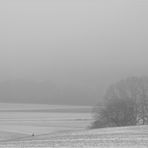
[
  {"x1": 91, "y1": 76, "x2": 148, "y2": 129},
  {"x1": 137, "y1": 77, "x2": 148, "y2": 124}
]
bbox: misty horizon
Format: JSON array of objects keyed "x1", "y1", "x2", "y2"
[{"x1": 0, "y1": 0, "x2": 148, "y2": 105}]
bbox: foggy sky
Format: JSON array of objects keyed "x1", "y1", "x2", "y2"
[{"x1": 0, "y1": 0, "x2": 148, "y2": 105}]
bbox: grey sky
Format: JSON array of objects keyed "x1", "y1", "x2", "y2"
[{"x1": 0, "y1": 0, "x2": 148, "y2": 105}]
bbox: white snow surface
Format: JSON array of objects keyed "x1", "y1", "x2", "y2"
[{"x1": 0, "y1": 103, "x2": 147, "y2": 147}]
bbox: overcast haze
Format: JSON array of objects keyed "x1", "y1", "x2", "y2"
[{"x1": 0, "y1": 0, "x2": 148, "y2": 105}]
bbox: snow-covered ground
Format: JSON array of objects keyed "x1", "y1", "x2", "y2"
[
  {"x1": 0, "y1": 103, "x2": 147, "y2": 147},
  {"x1": 0, "y1": 103, "x2": 92, "y2": 139},
  {"x1": 0, "y1": 112, "x2": 91, "y2": 135},
  {"x1": 0, "y1": 103, "x2": 91, "y2": 110},
  {"x1": 0, "y1": 125, "x2": 148, "y2": 148}
]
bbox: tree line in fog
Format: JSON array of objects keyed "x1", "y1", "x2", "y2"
[{"x1": 91, "y1": 76, "x2": 148, "y2": 128}]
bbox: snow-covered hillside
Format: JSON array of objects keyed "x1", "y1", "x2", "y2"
[
  {"x1": 0, "y1": 103, "x2": 147, "y2": 147},
  {"x1": 0, "y1": 126, "x2": 148, "y2": 148}
]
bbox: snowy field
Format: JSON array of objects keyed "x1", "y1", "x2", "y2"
[
  {"x1": 0, "y1": 103, "x2": 148, "y2": 148},
  {"x1": 0, "y1": 103, "x2": 92, "y2": 141},
  {"x1": 0, "y1": 125, "x2": 148, "y2": 148}
]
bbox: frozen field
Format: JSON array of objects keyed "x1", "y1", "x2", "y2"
[
  {"x1": 0, "y1": 103, "x2": 148, "y2": 147},
  {"x1": 0, "y1": 103, "x2": 92, "y2": 140},
  {"x1": 0, "y1": 125, "x2": 148, "y2": 147}
]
